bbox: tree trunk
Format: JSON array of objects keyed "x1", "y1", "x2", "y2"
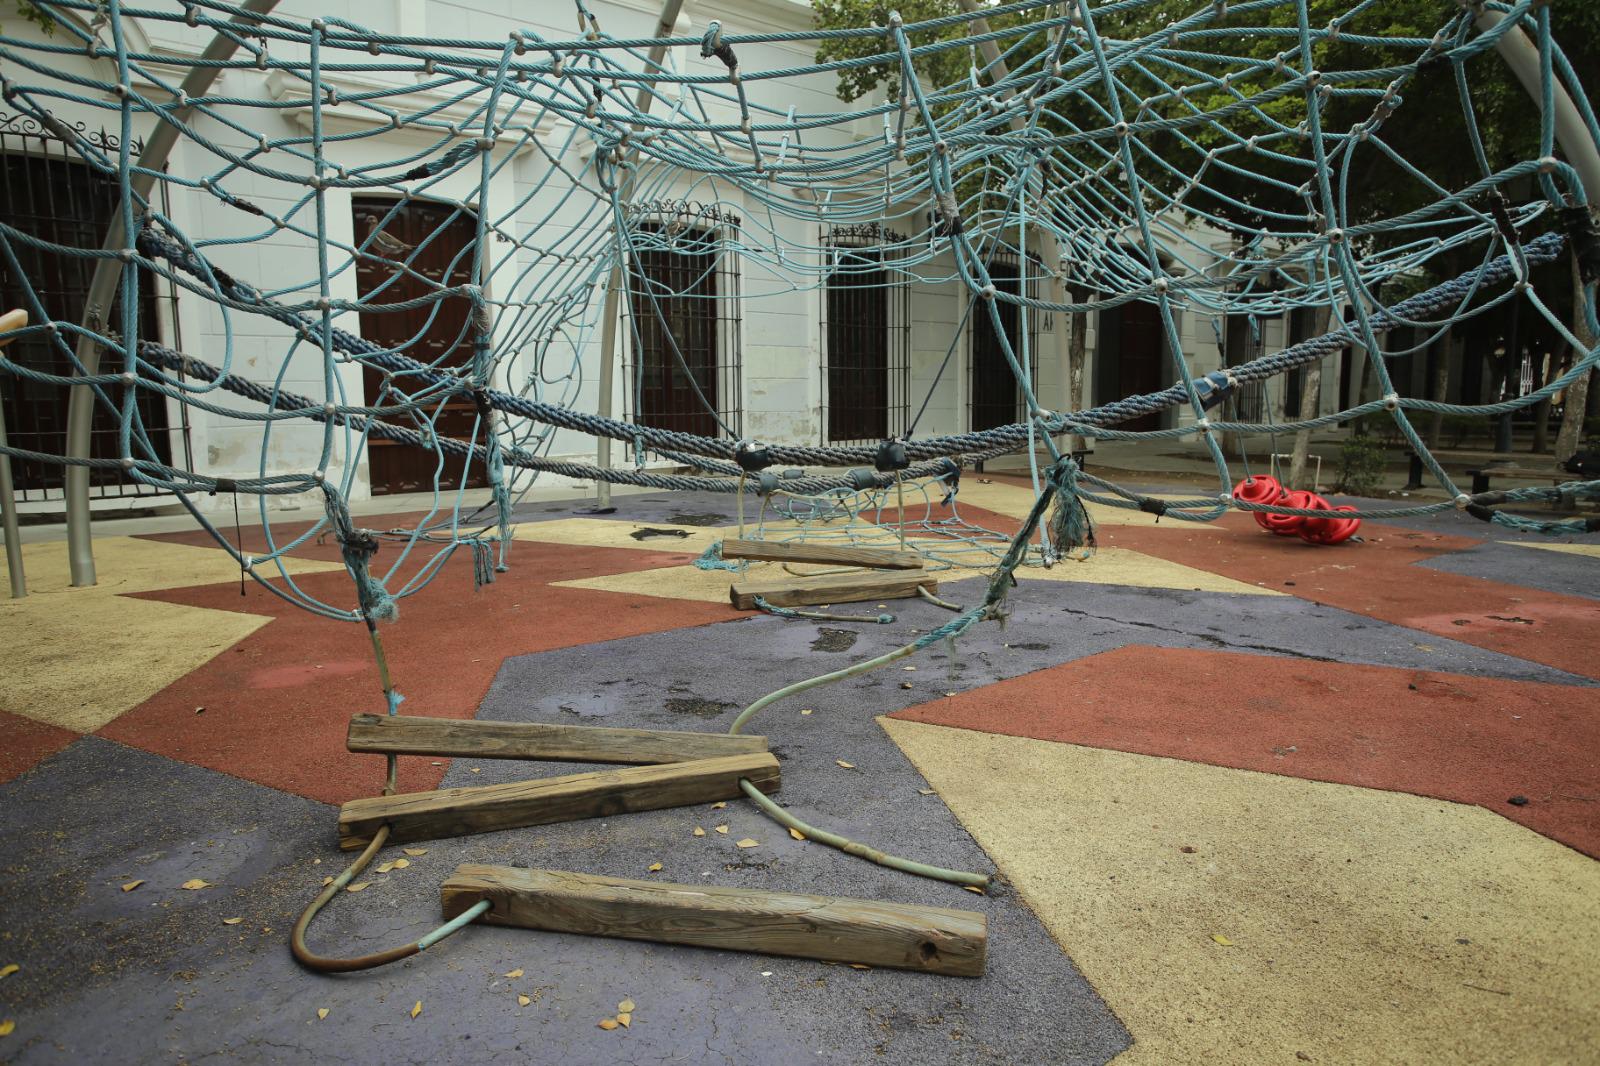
[
  {"x1": 1425, "y1": 332, "x2": 1451, "y2": 448},
  {"x1": 1288, "y1": 306, "x2": 1335, "y2": 489},
  {"x1": 1555, "y1": 245, "x2": 1597, "y2": 461}
]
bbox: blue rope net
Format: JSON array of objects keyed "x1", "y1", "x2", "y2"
[{"x1": 0, "y1": 0, "x2": 1596, "y2": 627}]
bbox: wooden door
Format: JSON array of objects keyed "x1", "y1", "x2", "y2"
[
  {"x1": 629, "y1": 226, "x2": 720, "y2": 439},
  {"x1": 353, "y1": 198, "x2": 488, "y2": 495},
  {"x1": 970, "y1": 261, "x2": 1022, "y2": 432}
]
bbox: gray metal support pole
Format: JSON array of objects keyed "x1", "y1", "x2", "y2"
[
  {"x1": 62, "y1": 0, "x2": 281, "y2": 586},
  {"x1": 0, "y1": 308, "x2": 27, "y2": 597},
  {"x1": 593, "y1": 0, "x2": 687, "y2": 509}
]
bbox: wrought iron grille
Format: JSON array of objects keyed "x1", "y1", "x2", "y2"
[
  {"x1": 0, "y1": 109, "x2": 191, "y2": 502},
  {"x1": 967, "y1": 248, "x2": 1040, "y2": 432},
  {"x1": 1225, "y1": 313, "x2": 1266, "y2": 423},
  {"x1": 621, "y1": 201, "x2": 742, "y2": 441},
  {"x1": 819, "y1": 223, "x2": 909, "y2": 445}
]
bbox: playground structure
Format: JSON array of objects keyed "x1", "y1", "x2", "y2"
[{"x1": 1, "y1": 0, "x2": 1598, "y2": 975}]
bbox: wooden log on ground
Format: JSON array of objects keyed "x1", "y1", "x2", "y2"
[
  {"x1": 338, "y1": 752, "x2": 780, "y2": 850},
  {"x1": 440, "y1": 864, "x2": 987, "y2": 977},
  {"x1": 720, "y1": 537, "x2": 924, "y2": 570},
  {"x1": 729, "y1": 568, "x2": 936, "y2": 610},
  {"x1": 346, "y1": 714, "x2": 768, "y2": 765}
]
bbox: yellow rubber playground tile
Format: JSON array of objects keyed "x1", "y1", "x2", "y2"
[{"x1": 881, "y1": 718, "x2": 1600, "y2": 1066}]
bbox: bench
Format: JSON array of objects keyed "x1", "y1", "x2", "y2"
[{"x1": 1466, "y1": 464, "x2": 1578, "y2": 510}]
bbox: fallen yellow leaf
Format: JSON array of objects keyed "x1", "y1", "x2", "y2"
[
  {"x1": 598, "y1": 1017, "x2": 619, "y2": 1030},
  {"x1": 849, "y1": 964, "x2": 871, "y2": 970},
  {"x1": 710, "y1": 802, "x2": 727, "y2": 810},
  {"x1": 402, "y1": 848, "x2": 428, "y2": 857},
  {"x1": 470, "y1": 768, "x2": 482, "y2": 773},
  {"x1": 517, "y1": 994, "x2": 530, "y2": 1006},
  {"x1": 321, "y1": 877, "x2": 334, "y2": 887},
  {"x1": 617, "y1": 1011, "x2": 632, "y2": 1028},
  {"x1": 618, "y1": 999, "x2": 635, "y2": 1013},
  {"x1": 647, "y1": 862, "x2": 663, "y2": 872},
  {"x1": 393, "y1": 858, "x2": 410, "y2": 869},
  {"x1": 180, "y1": 879, "x2": 211, "y2": 890},
  {"x1": 410, "y1": 1001, "x2": 422, "y2": 1019},
  {"x1": 346, "y1": 882, "x2": 371, "y2": 893},
  {"x1": 918, "y1": 788, "x2": 936, "y2": 796},
  {"x1": 836, "y1": 760, "x2": 855, "y2": 769},
  {"x1": 714, "y1": 825, "x2": 729, "y2": 834},
  {"x1": 1210, "y1": 934, "x2": 1234, "y2": 946},
  {"x1": 800, "y1": 709, "x2": 814, "y2": 716},
  {"x1": 964, "y1": 885, "x2": 985, "y2": 894},
  {"x1": 120, "y1": 880, "x2": 144, "y2": 892},
  {"x1": 222, "y1": 917, "x2": 243, "y2": 926},
  {"x1": 375, "y1": 862, "x2": 396, "y2": 874},
  {"x1": 316, "y1": 1008, "x2": 329, "y2": 1020},
  {"x1": 735, "y1": 838, "x2": 759, "y2": 849},
  {"x1": 692, "y1": 827, "x2": 706, "y2": 837},
  {"x1": 0, "y1": 1020, "x2": 13, "y2": 1037},
  {"x1": 0, "y1": 965, "x2": 15, "y2": 979},
  {"x1": 504, "y1": 968, "x2": 524, "y2": 978},
  {"x1": 788, "y1": 828, "x2": 805, "y2": 841}
]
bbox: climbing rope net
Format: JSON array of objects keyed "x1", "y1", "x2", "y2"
[{"x1": 1, "y1": 0, "x2": 1597, "y2": 627}]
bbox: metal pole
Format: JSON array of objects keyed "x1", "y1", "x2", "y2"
[
  {"x1": 0, "y1": 308, "x2": 27, "y2": 597},
  {"x1": 62, "y1": 0, "x2": 282, "y2": 587},
  {"x1": 592, "y1": 0, "x2": 687, "y2": 510}
]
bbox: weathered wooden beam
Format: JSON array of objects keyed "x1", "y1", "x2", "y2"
[
  {"x1": 338, "y1": 752, "x2": 780, "y2": 850},
  {"x1": 729, "y1": 569, "x2": 936, "y2": 610},
  {"x1": 346, "y1": 714, "x2": 768, "y2": 765},
  {"x1": 440, "y1": 864, "x2": 987, "y2": 977},
  {"x1": 720, "y1": 537, "x2": 924, "y2": 570}
]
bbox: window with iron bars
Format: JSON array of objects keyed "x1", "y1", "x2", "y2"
[
  {"x1": 820, "y1": 224, "x2": 908, "y2": 445},
  {"x1": 0, "y1": 110, "x2": 192, "y2": 502},
  {"x1": 968, "y1": 249, "x2": 1040, "y2": 432},
  {"x1": 621, "y1": 201, "x2": 742, "y2": 441}
]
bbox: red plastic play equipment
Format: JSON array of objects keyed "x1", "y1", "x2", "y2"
[{"x1": 1232, "y1": 477, "x2": 1360, "y2": 545}]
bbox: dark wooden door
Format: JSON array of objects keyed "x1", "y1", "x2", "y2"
[
  {"x1": 353, "y1": 198, "x2": 488, "y2": 495},
  {"x1": 1111, "y1": 300, "x2": 1166, "y2": 432},
  {"x1": 0, "y1": 150, "x2": 168, "y2": 494},
  {"x1": 970, "y1": 261, "x2": 1022, "y2": 431},
  {"x1": 629, "y1": 227, "x2": 720, "y2": 439},
  {"x1": 825, "y1": 249, "x2": 889, "y2": 442}
]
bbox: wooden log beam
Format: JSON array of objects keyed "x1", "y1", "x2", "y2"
[
  {"x1": 440, "y1": 864, "x2": 987, "y2": 977},
  {"x1": 338, "y1": 752, "x2": 780, "y2": 850},
  {"x1": 729, "y1": 569, "x2": 936, "y2": 610},
  {"x1": 720, "y1": 537, "x2": 924, "y2": 570},
  {"x1": 346, "y1": 714, "x2": 768, "y2": 765}
]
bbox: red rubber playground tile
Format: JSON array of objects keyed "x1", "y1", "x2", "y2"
[
  {"x1": 890, "y1": 644, "x2": 1600, "y2": 856},
  {"x1": 98, "y1": 539, "x2": 738, "y2": 805},
  {"x1": 0, "y1": 710, "x2": 79, "y2": 785}
]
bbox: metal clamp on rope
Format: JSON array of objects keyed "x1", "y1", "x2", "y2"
[
  {"x1": 936, "y1": 457, "x2": 960, "y2": 505},
  {"x1": 209, "y1": 477, "x2": 237, "y2": 496},
  {"x1": 845, "y1": 466, "x2": 879, "y2": 491},
  {"x1": 781, "y1": 467, "x2": 804, "y2": 480},
  {"x1": 755, "y1": 470, "x2": 780, "y2": 496},
  {"x1": 700, "y1": 20, "x2": 737, "y2": 71},
  {"x1": 1193, "y1": 369, "x2": 1234, "y2": 411},
  {"x1": 874, "y1": 438, "x2": 909, "y2": 473},
  {"x1": 734, "y1": 438, "x2": 772, "y2": 472}
]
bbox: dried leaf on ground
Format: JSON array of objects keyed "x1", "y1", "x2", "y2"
[
  {"x1": 321, "y1": 877, "x2": 334, "y2": 887},
  {"x1": 393, "y1": 858, "x2": 410, "y2": 869},
  {"x1": 735, "y1": 838, "x2": 759, "y2": 849},
  {"x1": 346, "y1": 882, "x2": 371, "y2": 893},
  {"x1": 692, "y1": 827, "x2": 705, "y2": 837},
  {"x1": 120, "y1": 880, "x2": 144, "y2": 892},
  {"x1": 0, "y1": 965, "x2": 16, "y2": 979},
  {"x1": 517, "y1": 995, "x2": 530, "y2": 1006},
  {"x1": 836, "y1": 760, "x2": 855, "y2": 769},
  {"x1": 0, "y1": 1020, "x2": 14, "y2": 1036},
  {"x1": 375, "y1": 861, "x2": 396, "y2": 874},
  {"x1": 848, "y1": 964, "x2": 871, "y2": 970},
  {"x1": 800, "y1": 709, "x2": 813, "y2": 716},
  {"x1": 1210, "y1": 934, "x2": 1234, "y2": 946},
  {"x1": 617, "y1": 1012, "x2": 632, "y2": 1028},
  {"x1": 402, "y1": 848, "x2": 428, "y2": 857},
  {"x1": 714, "y1": 825, "x2": 729, "y2": 834},
  {"x1": 410, "y1": 1001, "x2": 422, "y2": 1019},
  {"x1": 598, "y1": 1017, "x2": 619, "y2": 1030},
  {"x1": 964, "y1": 886, "x2": 985, "y2": 895},
  {"x1": 316, "y1": 1008, "x2": 329, "y2": 1020},
  {"x1": 470, "y1": 768, "x2": 481, "y2": 773},
  {"x1": 647, "y1": 862, "x2": 663, "y2": 872},
  {"x1": 180, "y1": 879, "x2": 211, "y2": 890},
  {"x1": 504, "y1": 968, "x2": 524, "y2": 978},
  {"x1": 710, "y1": 801, "x2": 727, "y2": 810},
  {"x1": 222, "y1": 917, "x2": 243, "y2": 926},
  {"x1": 788, "y1": 828, "x2": 805, "y2": 841},
  {"x1": 918, "y1": 789, "x2": 936, "y2": 795},
  {"x1": 618, "y1": 999, "x2": 635, "y2": 1013}
]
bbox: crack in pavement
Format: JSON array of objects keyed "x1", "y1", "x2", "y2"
[{"x1": 1055, "y1": 605, "x2": 1343, "y2": 663}]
